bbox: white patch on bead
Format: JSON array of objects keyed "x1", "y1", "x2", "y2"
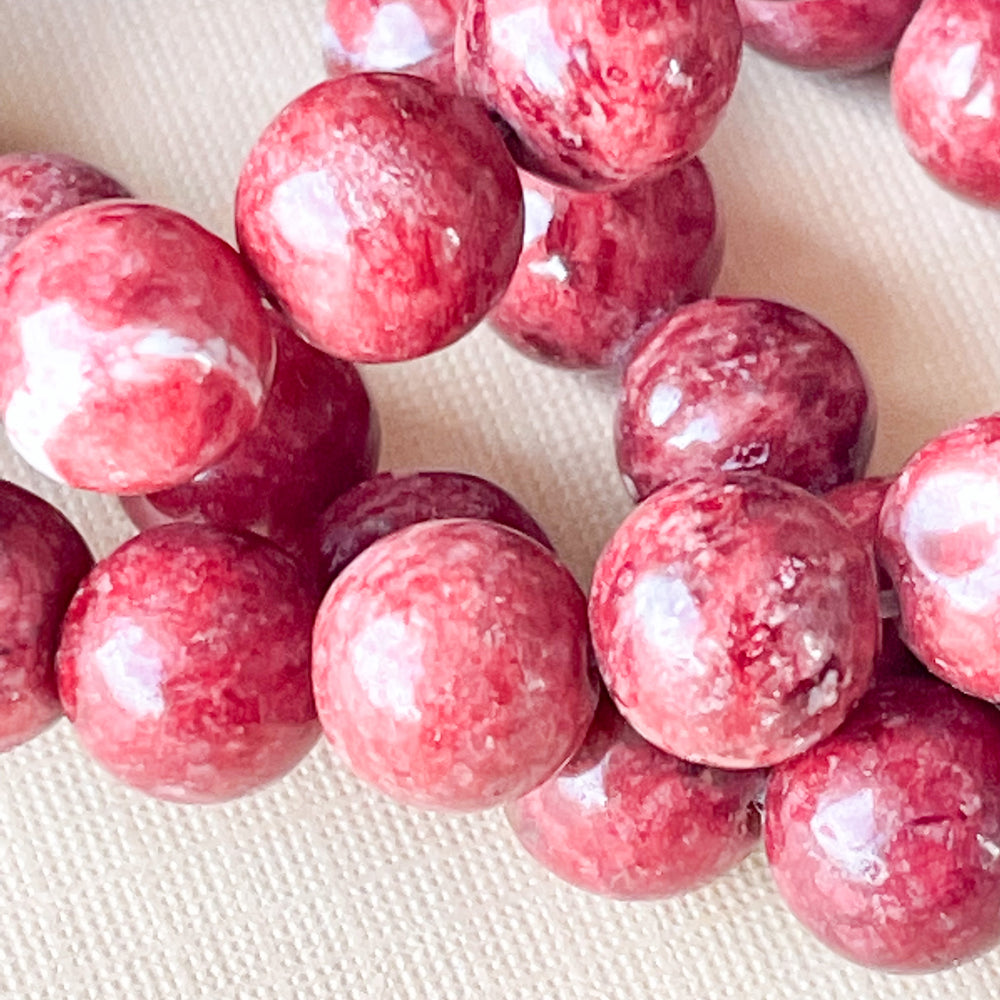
[
  {"x1": 668, "y1": 414, "x2": 720, "y2": 450},
  {"x1": 321, "y1": 21, "x2": 348, "y2": 60},
  {"x1": 94, "y1": 624, "x2": 166, "y2": 718},
  {"x1": 805, "y1": 667, "x2": 840, "y2": 717},
  {"x1": 527, "y1": 255, "x2": 569, "y2": 282},
  {"x1": 810, "y1": 788, "x2": 889, "y2": 885},
  {"x1": 492, "y1": 7, "x2": 568, "y2": 96},
  {"x1": 351, "y1": 615, "x2": 424, "y2": 722},
  {"x1": 521, "y1": 188, "x2": 555, "y2": 248},
  {"x1": 270, "y1": 170, "x2": 351, "y2": 255},
  {"x1": 558, "y1": 757, "x2": 609, "y2": 810},
  {"x1": 943, "y1": 42, "x2": 981, "y2": 99},
  {"x1": 631, "y1": 570, "x2": 703, "y2": 668},
  {"x1": 365, "y1": 3, "x2": 435, "y2": 69},
  {"x1": 647, "y1": 383, "x2": 682, "y2": 428},
  {"x1": 966, "y1": 79, "x2": 995, "y2": 120}
]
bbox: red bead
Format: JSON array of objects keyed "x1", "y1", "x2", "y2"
[
  {"x1": 0, "y1": 481, "x2": 92, "y2": 751},
  {"x1": 766, "y1": 678, "x2": 1000, "y2": 972},
  {"x1": 736, "y1": 0, "x2": 921, "y2": 72},
  {"x1": 323, "y1": 0, "x2": 458, "y2": 88},
  {"x1": 491, "y1": 160, "x2": 723, "y2": 370},
  {"x1": 615, "y1": 298, "x2": 875, "y2": 501},
  {"x1": 56, "y1": 524, "x2": 319, "y2": 803},
  {"x1": 0, "y1": 201, "x2": 274, "y2": 493},
  {"x1": 313, "y1": 519, "x2": 598, "y2": 810},
  {"x1": 235, "y1": 74, "x2": 523, "y2": 363},
  {"x1": 878, "y1": 413, "x2": 1000, "y2": 701},
  {"x1": 120, "y1": 310, "x2": 379, "y2": 565},
  {"x1": 0, "y1": 152, "x2": 131, "y2": 262},
  {"x1": 507, "y1": 695, "x2": 766, "y2": 899},
  {"x1": 455, "y1": 0, "x2": 742, "y2": 190},
  {"x1": 891, "y1": 0, "x2": 1000, "y2": 207},
  {"x1": 316, "y1": 469, "x2": 550, "y2": 589},
  {"x1": 589, "y1": 474, "x2": 879, "y2": 769}
]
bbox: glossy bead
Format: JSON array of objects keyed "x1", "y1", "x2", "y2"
[
  {"x1": 316, "y1": 469, "x2": 550, "y2": 589},
  {"x1": 615, "y1": 298, "x2": 875, "y2": 501},
  {"x1": 507, "y1": 694, "x2": 766, "y2": 899},
  {"x1": 455, "y1": 0, "x2": 743, "y2": 190},
  {"x1": 120, "y1": 310, "x2": 379, "y2": 566},
  {"x1": 766, "y1": 678, "x2": 1000, "y2": 972},
  {"x1": 589, "y1": 474, "x2": 879, "y2": 769},
  {"x1": 736, "y1": 0, "x2": 921, "y2": 72},
  {"x1": 891, "y1": 0, "x2": 1000, "y2": 207},
  {"x1": 491, "y1": 160, "x2": 723, "y2": 370},
  {"x1": 322, "y1": 0, "x2": 458, "y2": 88},
  {"x1": 235, "y1": 74, "x2": 523, "y2": 363},
  {"x1": 56, "y1": 524, "x2": 319, "y2": 803},
  {"x1": 878, "y1": 413, "x2": 1000, "y2": 701},
  {"x1": 0, "y1": 481, "x2": 92, "y2": 751},
  {"x1": 0, "y1": 201, "x2": 274, "y2": 493},
  {"x1": 0, "y1": 151, "x2": 131, "y2": 262},
  {"x1": 313, "y1": 519, "x2": 598, "y2": 811}
]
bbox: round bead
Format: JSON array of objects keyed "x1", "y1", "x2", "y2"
[
  {"x1": 491, "y1": 160, "x2": 723, "y2": 370},
  {"x1": 507, "y1": 695, "x2": 766, "y2": 899},
  {"x1": 313, "y1": 518, "x2": 598, "y2": 811},
  {"x1": 589, "y1": 474, "x2": 879, "y2": 769},
  {"x1": 766, "y1": 678, "x2": 1000, "y2": 972},
  {"x1": 0, "y1": 201, "x2": 274, "y2": 493},
  {"x1": 455, "y1": 0, "x2": 742, "y2": 190},
  {"x1": 56, "y1": 524, "x2": 319, "y2": 803},
  {"x1": 120, "y1": 310, "x2": 379, "y2": 565},
  {"x1": 615, "y1": 298, "x2": 875, "y2": 501},
  {"x1": 322, "y1": 0, "x2": 458, "y2": 88},
  {"x1": 891, "y1": 0, "x2": 1000, "y2": 207},
  {"x1": 316, "y1": 469, "x2": 550, "y2": 588},
  {"x1": 0, "y1": 481, "x2": 92, "y2": 751},
  {"x1": 878, "y1": 413, "x2": 1000, "y2": 700},
  {"x1": 235, "y1": 74, "x2": 523, "y2": 363},
  {"x1": 0, "y1": 151, "x2": 131, "y2": 261}
]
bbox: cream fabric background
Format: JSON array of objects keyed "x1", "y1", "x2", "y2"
[{"x1": 1, "y1": 1, "x2": 998, "y2": 997}]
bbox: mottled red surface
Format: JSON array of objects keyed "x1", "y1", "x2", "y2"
[
  {"x1": 491, "y1": 160, "x2": 723, "y2": 370},
  {"x1": 0, "y1": 201, "x2": 274, "y2": 493},
  {"x1": 766, "y1": 678, "x2": 1000, "y2": 972},
  {"x1": 892, "y1": 0, "x2": 1000, "y2": 206},
  {"x1": 589, "y1": 474, "x2": 879, "y2": 769},
  {"x1": 313, "y1": 519, "x2": 598, "y2": 811},
  {"x1": 0, "y1": 482, "x2": 92, "y2": 752},
  {"x1": 507, "y1": 694, "x2": 766, "y2": 899},
  {"x1": 56, "y1": 524, "x2": 319, "y2": 803},
  {"x1": 736, "y1": 0, "x2": 921, "y2": 72},
  {"x1": 0, "y1": 152, "x2": 131, "y2": 262},
  {"x1": 455, "y1": 0, "x2": 743, "y2": 190},
  {"x1": 615, "y1": 298, "x2": 874, "y2": 501},
  {"x1": 323, "y1": 0, "x2": 457, "y2": 88},
  {"x1": 120, "y1": 310, "x2": 379, "y2": 566},
  {"x1": 316, "y1": 469, "x2": 550, "y2": 589},
  {"x1": 235, "y1": 74, "x2": 523, "y2": 363},
  {"x1": 878, "y1": 413, "x2": 1000, "y2": 701}
]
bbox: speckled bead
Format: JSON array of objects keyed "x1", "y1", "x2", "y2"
[
  {"x1": 313, "y1": 518, "x2": 598, "y2": 811},
  {"x1": 589, "y1": 474, "x2": 879, "y2": 769},
  {"x1": 0, "y1": 481, "x2": 92, "y2": 751},
  {"x1": 0, "y1": 201, "x2": 274, "y2": 493},
  {"x1": 766, "y1": 678, "x2": 1000, "y2": 972},
  {"x1": 56, "y1": 524, "x2": 319, "y2": 803}
]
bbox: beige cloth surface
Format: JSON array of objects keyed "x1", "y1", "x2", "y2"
[{"x1": 1, "y1": 1, "x2": 999, "y2": 997}]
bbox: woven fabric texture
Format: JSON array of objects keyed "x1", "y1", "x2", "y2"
[{"x1": 1, "y1": 1, "x2": 999, "y2": 997}]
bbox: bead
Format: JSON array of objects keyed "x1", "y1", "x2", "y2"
[
  {"x1": 0, "y1": 151, "x2": 130, "y2": 261},
  {"x1": 56, "y1": 524, "x2": 319, "y2": 803},
  {"x1": 316, "y1": 469, "x2": 550, "y2": 589},
  {"x1": 891, "y1": 0, "x2": 1000, "y2": 207},
  {"x1": 736, "y1": 0, "x2": 921, "y2": 72},
  {"x1": 507, "y1": 694, "x2": 766, "y2": 899},
  {"x1": 313, "y1": 518, "x2": 598, "y2": 810},
  {"x1": 455, "y1": 0, "x2": 742, "y2": 190},
  {"x1": 0, "y1": 200, "x2": 274, "y2": 493},
  {"x1": 235, "y1": 73, "x2": 523, "y2": 363},
  {"x1": 615, "y1": 297, "x2": 875, "y2": 501},
  {"x1": 120, "y1": 309, "x2": 379, "y2": 567},
  {"x1": 0, "y1": 481, "x2": 92, "y2": 751},
  {"x1": 589, "y1": 473, "x2": 879, "y2": 769},
  {"x1": 491, "y1": 160, "x2": 723, "y2": 370},
  {"x1": 766, "y1": 678, "x2": 1000, "y2": 972}
]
